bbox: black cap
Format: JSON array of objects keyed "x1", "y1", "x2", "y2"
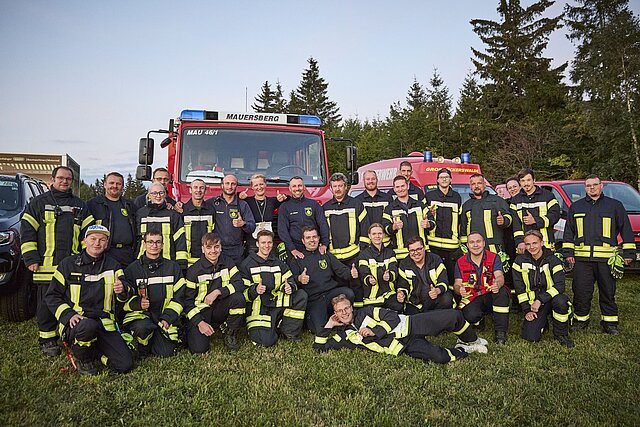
[{"x1": 437, "y1": 168, "x2": 452, "y2": 178}]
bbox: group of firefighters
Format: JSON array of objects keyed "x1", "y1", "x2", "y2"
[{"x1": 19, "y1": 161, "x2": 635, "y2": 375}]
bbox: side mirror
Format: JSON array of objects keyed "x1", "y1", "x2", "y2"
[
  {"x1": 346, "y1": 145, "x2": 357, "y2": 173},
  {"x1": 347, "y1": 171, "x2": 359, "y2": 186},
  {"x1": 139, "y1": 138, "x2": 155, "y2": 165},
  {"x1": 136, "y1": 165, "x2": 152, "y2": 181}
]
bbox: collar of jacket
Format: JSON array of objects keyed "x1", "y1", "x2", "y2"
[
  {"x1": 147, "y1": 201, "x2": 168, "y2": 211},
  {"x1": 519, "y1": 185, "x2": 543, "y2": 198},
  {"x1": 469, "y1": 190, "x2": 490, "y2": 200},
  {"x1": 79, "y1": 250, "x2": 105, "y2": 266},
  {"x1": 522, "y1": 246, "x2": 555, "y2": 264},
  {"x1": 51, "y1": 187, "x2": 72, "y2": 199}
]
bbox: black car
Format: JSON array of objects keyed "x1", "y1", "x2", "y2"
[{"x1": 0, "y1": 174, "x2": 47, "y2": 321}]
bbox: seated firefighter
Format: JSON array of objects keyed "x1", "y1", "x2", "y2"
[
  {"x1": 288, "y1": 226, "x2": 356, "y2": 335},
  {"x1": 512, "y1": 230, "x2": 574, "y2": 348},
  {"x1": 122, "y1": 231, "x2": 186, "y2": 358},
  {"x1": 453, "y1": 231, "x2": 510, "y2": 344},
  {"x1": 45, "y1": 224, "x2": 133, "y2": 375},
  {"x1": 313, "y1": 294, "x2": 487, "y2": 363},
  {"x1": 239, "y1": 230, "x2": 308, "y2": 346},
  {"x1": 184, "y1": 233, "x2": 246, "y2": 353}
]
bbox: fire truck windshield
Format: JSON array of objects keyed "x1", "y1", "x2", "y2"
[{"x1": 179, "y1": 128, "x2": 326, "y2": 186}]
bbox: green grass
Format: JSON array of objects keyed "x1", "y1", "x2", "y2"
[{"x1": 2, "y1": 277, "x2": 639, "y2": 426}]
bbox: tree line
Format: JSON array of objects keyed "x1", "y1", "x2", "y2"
[{"x1": 252, "y1": 0, "x2": 640, "y2": 188}]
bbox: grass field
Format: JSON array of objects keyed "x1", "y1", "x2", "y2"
[{"x1": 1, "y1": 277, "x2": 639, "y2": 427}]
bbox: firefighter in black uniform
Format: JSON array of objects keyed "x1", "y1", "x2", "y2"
[
  {"x1": 21, "y1": 166, "x2": 94, "y2": 356},
  {"x1": 135, "y1": 182, "x2": 189, "y2": 270},
  {"x1": 122, "y1": 231, "x2": 186, "y2": 358},
  {"x1": 87, "y1": 171, "x2": 137, "y2": 267},
  {"x1": 181, "y1": 179, "x2": 215, "y2": 266},
  {"x1": 397, "y1": 236, "x2": 455, "y2": 314},
  {"x1": 313, "y1": 294, "x2": 488, "y2": 363},
  {"x1": 510, "y1": 168, "x2": 561, "y2": 252},
  {"x1": 210, "y1": 174, "x2": 256, "y2": 264},
  {"x1": 288, "y1": 226, "x2": 356, "y2": 334},
  {"x1": 382, "y1": 176, "x2": 434, "y2": 260},
  {"x1": 184, "y1": 233, "x2": 246, "y2": 353},
  {"x1": 45, "y1": 225, "x2": 133, "y2": 375},
  {"x1": 563, "y1": 175, "x2": 635, "y2": 335},
  {"x1": 460, "y1": 173, "x2": 512, "y2": 259},
  {"x1": 454, "y1": 231, "x2": 510, "y2": 344},
  {"x1": 323, "y1": 173, "x2": 369, "y2": 299},
  {"x1": 239, "y1": 230, "x2": 307, "y2": 346},
  {"x1": 388, "y1": 161, "x2": 425, "y2": 202},
  {"x1": 512, "y1": 231, "x2": 574, "y2": 348},
  {"x1": 425, "y1": 168, "x2": 462, "y2": 286},
  {"x1": 355, "y1": 170, "x2": 393, "y2": 246},
  {"x1": 239, "y1": 173, "x2": 288, "y2": 253},
  {"x1": 356, "y1": 223, "x2": 402, "y2": 311},
  {"x1": 277, "y1": 176, "x2": 330, "y2": 260}
]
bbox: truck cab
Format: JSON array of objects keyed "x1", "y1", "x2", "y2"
[{"x1": 137, "y1": 110, "x2": 333, "y2": 203}]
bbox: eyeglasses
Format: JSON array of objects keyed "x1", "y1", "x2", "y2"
[
  {"x1": 55, "y1": 176, "x2": 73, "y2": 182},
  {"x1": 408, "y1": 248, "x2": 424, "y2": 254},
  {"x1": 335, "y1": 307, "x2": 352, "y2": 315},
  {"x1": 145, "y1": 240, "x2": 163, "y2": 246},
  {"x1": 149, "y1": 191, "x2": 165, "y2": 197}
]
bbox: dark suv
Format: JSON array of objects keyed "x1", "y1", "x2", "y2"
[{"x1": 0, "y1": 174, "x2": 48, "y2": 321}]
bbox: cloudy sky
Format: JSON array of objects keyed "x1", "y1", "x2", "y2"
[{"x1": 2, "y1": 0, "x2": 631, "y2": 184}]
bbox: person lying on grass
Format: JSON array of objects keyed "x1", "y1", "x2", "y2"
[{"x1": 312, "y1": 293, "x2": 488, "y2": 363}]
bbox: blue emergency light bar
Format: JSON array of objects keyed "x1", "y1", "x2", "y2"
[{"x1": 178, "y1": 110, "x2": 322, "y2": 126}]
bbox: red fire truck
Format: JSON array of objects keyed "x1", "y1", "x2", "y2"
[
  {"x1": 349, "y1": 151, "x2": 493, "y2": 202},
  {"x1": 136, "y1": 110, "x2": 344, "y2": 203}
]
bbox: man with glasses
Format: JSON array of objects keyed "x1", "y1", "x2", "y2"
[
  {"x1": 21, "y1": 166, "x2": 94, "y2": 356},
  {"x1": 425, "y1": 168, "x2": 462, "y2": 286},
  {"x1": 563, "y1": 174, "x2": 635, "y2": 335},
  {"x1": 184, "y1": 233, "x2": 246, "y2": 353},
  {"x1": 133, "y1": 167, "x2": 182, "y2": 212},
  {"x1": 122, "y1": 231, "x2": 186, "y2": 358},
  {"x1": 396, "y1": 236, "x2": 455, "y2": 314},
  {"x1": 313, "y1": 293, "x2": 487, "y2": 363},
  {"x1": 135, "y1": 183, "x2": 188, "y2": 270}
]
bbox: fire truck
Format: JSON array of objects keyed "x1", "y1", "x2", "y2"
[
  {"x1": 349, "y1": 151, "x2": 493, "y2": 202},
  {"x1": 135, "y1": 110, "x2": 351, "y2": 203}
]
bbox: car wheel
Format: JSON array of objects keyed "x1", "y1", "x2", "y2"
[{"x1": 0, "y1": 264, "x2": 37, "y2": 321}]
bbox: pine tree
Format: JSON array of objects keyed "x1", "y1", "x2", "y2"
[
  {"x1": 272, "y1": 81, "x2": 288, "y2": 112},
  {"x1": 252, "y1": 81, "x2": 275, "y2": 113},
  {"x1": 123, "y1": 173, "x2": 147, "y2": 200},
  {"x1": 406, "y1": 77, "x2": 426, "y2": 111},
  {"x1": 565, "y1": 0, "x2": 640, "y2": 187},
  {"x1": 288, "y1": 57, "x2": 341, "y2": 129},
  {"x1": 79, "y1": 180, "x2": 94, "y2": 201}
]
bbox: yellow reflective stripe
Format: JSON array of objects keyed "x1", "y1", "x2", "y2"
[
  {"x1": 517, "y1": 293, "x2": 529, "y2": 303},
  {"x1": 622, "y1": 243, "x2": 636, "y2": 250},
  {"x1": 574, "y1": 313, "x2": 590, "y2": 322},
  {"x1": 247, "y1": 320, "x2": 271, "y2": 329},
  {"x1": 174, "y1": 226, "x2": 185, "y2": 240},
  {"x1": 81, "y1": 215, "x2": 94, "y2": 229},
  {"x1": 44, "y1": 211, "x2": 56, "y2": 262},
  {"x1": 72, "y1": 224, "x2": 81, "y2": 253},
  {"x1": 136, "y1": 332, "x2": 153, "y2": 345},
  {"x1": 162, "y1": 223, "x2": 172, "y2": 260},
  {"x1": 283, "y1": 308, "x2": 305, "y2": 319},
  {"x1": 21, "y1": 241, "x2": 38, "y2": 254},
  {"x1": 54, "y1": 303, "x2": 72, "y2": 320},
  {"x1": 53, "y1": 269, "x2": 66, "y2": 285},
  {"x1": 446, "y1": 348, "x2": 455, "y2": 362},
  {"x1": 563, "y1": 242, "x2": 575, "y2": 249},
  {"x1": 166, "y1": 301, "x2": 183, "y2": 315},
  {"x1": 552, "y1": 311, "x2": 569, "y2": 323},
  {"x1": 601, "y1": 315, "x2": 618, "y2": 322},
  {"x1": 229, "y1": 307, "x2": 245, "y2": 315},
  {"x1": 101, "y1": 318, "x2": 116, "y2": 332},
  {"x1": 493, "y1": 305, "x2": 509, "y2": 313},
  {"x1": 185, "y1": 223, "x2": 193, "y2": 255},
  {"x1": 484, "y1": 210, "x2": 493, "y2": 239},
  {"x1": 70, "y1": 284, "x2": 81, "y2": 313},
  {"x1": 386, "y1": 339, "x2": 403, "y2": 356},
  {"x1": 75, "y1": 338, "x2": 96, "y2": 347},
  {"x1": 314, "y1": 336, "x2": 329, "y2": 344},
  {"x1": 453, "y1": 321, "x2": 470, "y2": 336},
  {"x1": 576, "y1": 217, "x2": 584, "y2": 238},
  {"x1": 602, "y1": 217, "x2": 611, "y2": 239},
  {"x1": 22, "y1": 212, "x2": 39, "y2": 230},
  {"x1": 552, "y1": 264, "x2": 563, "y2": 274},
  {"x1": 39, "y1": 330, "x2": 57, "y2": 339}
]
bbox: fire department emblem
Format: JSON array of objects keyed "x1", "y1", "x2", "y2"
[
  {"x1": 319, "y1": 259, "x2": 328, "y2": 269},
  {"x1": 121, "y1": 208, "x2": 128, "y2": 217},
  {"x1": 229, "y1": 208, "x2": 238, "y2": 219},
  {"x1": 304, "y1": 207, "x2": 313, "y2": 217}
]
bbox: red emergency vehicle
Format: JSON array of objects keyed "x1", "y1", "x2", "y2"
[
  {"x1": 349, "y1": 151, "x2": 493, "y2": 202},
  {"x1": 136, "y1": 110, "x2": 335, "y2": 203}
]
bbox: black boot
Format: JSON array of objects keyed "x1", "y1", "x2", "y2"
[
  {"x1": 557, "y1": 335, "x2": 575, "y2": 348},
  {"x1": 224, "y1": 330, "x2": 240, "y2": 352},
  {"x1": 76, "y1": 359, "x2": 98, "y2": 376}
]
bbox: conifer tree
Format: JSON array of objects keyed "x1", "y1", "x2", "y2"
[{"x1": 252, "y1": 81, "x2": 275, "y2": 113}]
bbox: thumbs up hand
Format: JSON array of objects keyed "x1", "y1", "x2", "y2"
[
  {"x1": 233, "y1": 212, "x2": 245, "y2": 228},
  {"x1": 299, "y1": 267, "x2": 310, "y2": 285},
  {"x1": 239, "y1": 188, "x2": 249, "y2": 200},
  {"x1": 351, "y1": 263, "x2": 359, "y2": 279},
  {"x1": 428, "y1": 284, "x2": 441, "y2": 300},
  {"x1": 276, "y1": 190, "x2": 287, "y2": 202},
  {"x1": 496, "y1": 210, "x2": 505, "y2": 226},
  {"x1": 256, "y1": 276, "x2": 266, "y2": 295},
  {"x1": 523, "y1": 210, "x2": 536, "y2": 226}
]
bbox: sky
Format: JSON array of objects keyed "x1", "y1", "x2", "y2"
[{"x1": 1, "y1": 0, "x2": 637, "y2": 184}]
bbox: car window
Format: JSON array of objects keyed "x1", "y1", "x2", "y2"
[
  {"x1": 25, "y1": 182, "x2": 37, "y2": 202},
  {"x1": 0, "y1": 179, "x2": 21, "y2": 216},
  {"x1": 542, "y1": 186, "x2": 567, "y2": 213}
]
